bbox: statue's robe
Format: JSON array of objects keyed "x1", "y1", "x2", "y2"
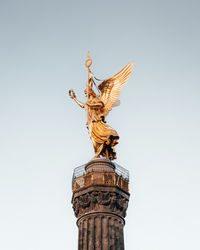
[{"x1": 86, "y1": 97, "x2": 119, "y2": 160}]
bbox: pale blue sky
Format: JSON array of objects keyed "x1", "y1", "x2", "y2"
[{"x1": 0, "y1": 0, "x2": 200, "y2": 249}]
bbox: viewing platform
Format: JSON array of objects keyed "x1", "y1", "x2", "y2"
[{"x1": 72, "y1": 158, "x2": 129, "y2": 193}]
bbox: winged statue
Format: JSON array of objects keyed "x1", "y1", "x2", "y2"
[{"x1": 69, "y1": 53, "x2": 134, "y2": 160}]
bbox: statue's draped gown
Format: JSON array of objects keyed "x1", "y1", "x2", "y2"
[{"x1": 85, "y1": 96, "x2": 119, "y2": 159}]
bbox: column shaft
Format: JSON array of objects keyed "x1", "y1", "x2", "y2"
[{"x1": 78, "y1": 215, "x2": 124, "y2": 250}]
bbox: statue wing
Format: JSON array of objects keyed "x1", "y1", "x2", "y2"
[{"x1": 98, "y1": 62, "x2": 134, "y2": 116}]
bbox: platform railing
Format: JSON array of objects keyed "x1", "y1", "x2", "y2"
[{"x1": 72, "y1": 163, "x2": 129, "y2": 192}]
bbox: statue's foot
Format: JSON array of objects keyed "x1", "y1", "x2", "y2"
[{"x1": 94, "y1": 153, "x2": 100, "y2": 158}]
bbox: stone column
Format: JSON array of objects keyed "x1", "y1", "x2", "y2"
[{"x1": 72, "y1": 159, "x2": 130, "y2": 250}]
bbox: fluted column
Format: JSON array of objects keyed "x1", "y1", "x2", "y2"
[
  {"x1": 77, "y1": 214, "x2": 125, "y2": 250},
  {"x1": 72, "y1": 159, "x2": 130, "y2": 250}
]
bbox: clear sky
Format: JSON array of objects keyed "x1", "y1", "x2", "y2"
[{"x1": 0, "y1": 0, "x2": 200, "y2": 249}]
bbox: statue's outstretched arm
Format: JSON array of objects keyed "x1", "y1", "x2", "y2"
[{"x1": 69, "y1": 89, "x2": 84, "y2": 108}]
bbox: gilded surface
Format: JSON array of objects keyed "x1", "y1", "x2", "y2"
[{"x1": 69, "y1": 53, "x2": 134, "y2": 160}]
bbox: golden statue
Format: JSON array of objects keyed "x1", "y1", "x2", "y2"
[{"x1": 69, "y1": 53, "x2": 134, "y2": 160}]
